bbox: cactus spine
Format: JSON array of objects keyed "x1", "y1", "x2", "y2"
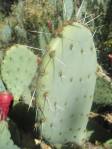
[
  {"x1": 1, "y1": 44, "x2": 37, "y2": 101},
  {"x1": 36, "y1": 22, "x2": 97, "y2": 145}
]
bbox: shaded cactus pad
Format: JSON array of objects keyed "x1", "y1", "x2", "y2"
[{"x1": 1, "y1": 44, "x2": 37, "y2": 100}]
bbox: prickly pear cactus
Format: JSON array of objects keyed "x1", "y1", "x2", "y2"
[
  {"x1": 36, "y1": 22, "x2": 97, "y2": 145},
  {"x1": 1, "y1": 44, "x2": 37, "y2": 101}
]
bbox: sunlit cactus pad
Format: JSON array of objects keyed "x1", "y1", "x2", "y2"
[
  {"x1": 37, "y1": 22, "x2": 97, "y2": 144},
  {"x1": 1, "y1": 44, "x2": 37, "y2": 100}
]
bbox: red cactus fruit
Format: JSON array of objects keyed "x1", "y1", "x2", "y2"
[
  {"x1": 0, "y1": 91, "x2": 13, "y2": 120},
  {"x1": 108, "y1": 54, "x2": 112, "y2": 63}
]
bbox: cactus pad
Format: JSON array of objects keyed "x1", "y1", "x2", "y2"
[
  {"x1": 37, "y1": 22, "x2": 97, "y2": 144},
  {"x1": 1, "y1": 44, "x2": 37, "y2": 101}
]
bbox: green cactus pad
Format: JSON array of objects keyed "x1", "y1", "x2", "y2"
[
  {"x1": 37, "y1": 22, "x2": 97, "y2": 144},
  {"x1": 1, "y1": 44, "x2": 37, "y2": 101}
]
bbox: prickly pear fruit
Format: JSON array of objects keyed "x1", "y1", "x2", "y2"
[
  {"x1": 37, "y1": 22, "x2": 97, "y2": 145},
  {"x1": 0, "y1": 91, "x2": 13, "y2": 120},
  {"x1": 1, "y1": 44, "x2": 37, "y2": 101}
]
